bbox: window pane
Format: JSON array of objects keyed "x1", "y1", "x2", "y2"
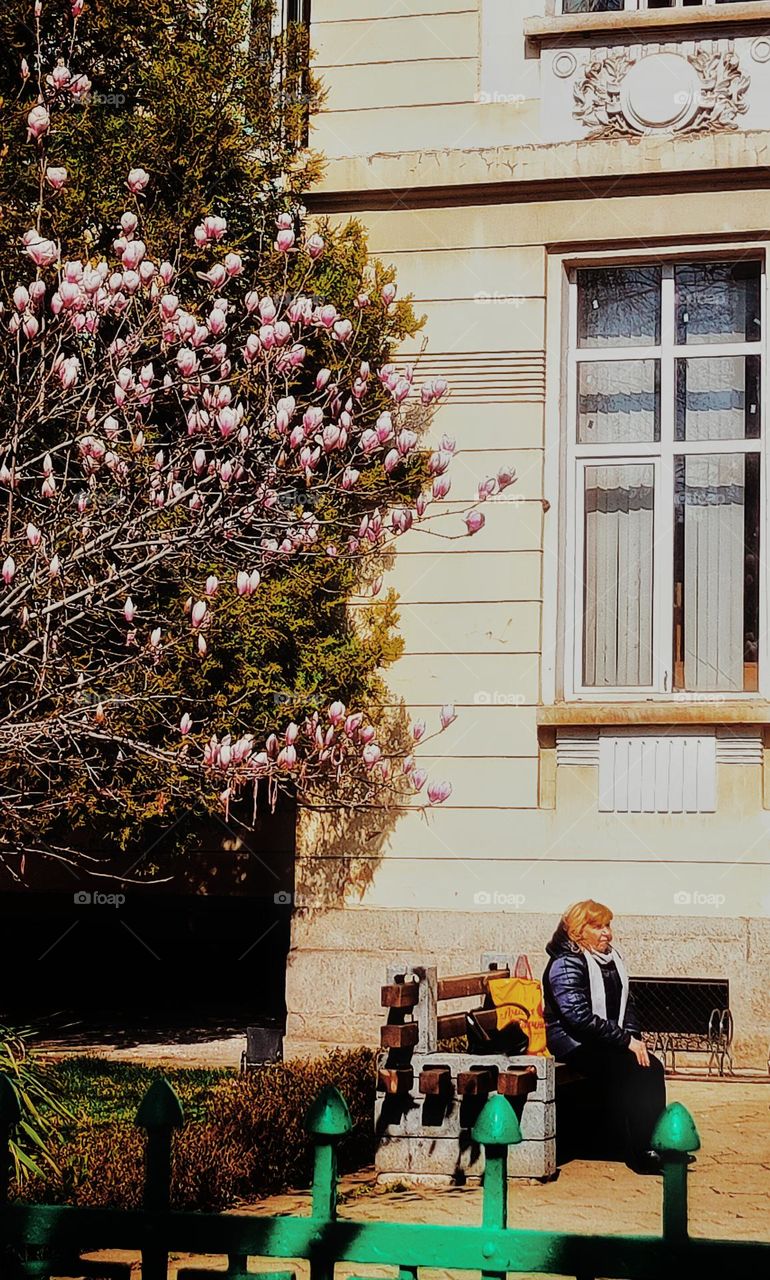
[
  {"x1": 583, "y1": 464, "x2": 655, "y2": 687},
  {"x1": 577, "y1": 267, "x2": 661, "y2": 348},
  {"x1": 674, "y1": 454, "x2": 760, "y2": 692},
  {"x1": 675, "y1": 355, "x2": 760, "y2": 441},
  {"x1": 578, "y1": 360, "x2": 660, "y2": 442},
  {"x1": 562, "y1": 0, "x2": 623, "y2": 10},
  {"x1": 675, "y1": 261, "x2": 761, "y2": 345}
]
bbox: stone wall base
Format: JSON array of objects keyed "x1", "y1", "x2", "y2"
[{"x1": 284, "y1": 908, "x2": 770, "y2": 1070}]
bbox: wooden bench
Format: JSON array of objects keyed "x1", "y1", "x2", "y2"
[{"x1": 375, "y1": 953, "x2": 578, "y2": 1182}]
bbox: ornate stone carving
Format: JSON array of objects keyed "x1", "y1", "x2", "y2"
[{"x1": 572, "y1": 45, "x2": 749, "y2": 139}]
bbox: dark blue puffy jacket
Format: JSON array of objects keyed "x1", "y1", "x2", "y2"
[{"x1": 542, "y1": 923, "x2": 641, "y2": 1060}]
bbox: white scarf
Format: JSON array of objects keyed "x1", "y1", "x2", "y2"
[{"x1": 584, "y1": 946, "x2": 629, "y2": 1027}]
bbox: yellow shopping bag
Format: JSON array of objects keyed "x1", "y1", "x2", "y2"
[{"x1": 488, "y1": 955, "x2": 550, "y2": 1056}]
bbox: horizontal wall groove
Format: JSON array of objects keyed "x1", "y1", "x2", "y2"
[
  {"x1": 314, "y1": 57, "x2": 476, "y2": 70},
  {"x1": 296, "y1": 854, "x2": 770, "y2": 864},
  {"x1": 313, "y1": 11, "x2": 477, "y2": 24}
]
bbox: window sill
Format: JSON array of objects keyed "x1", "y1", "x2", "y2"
[
  {"x1": 537, "y1": 700, "x2": 770, "y2": 726},
  {"x1": 524, "y1": 4, "x2": 770, "y2": 49}
]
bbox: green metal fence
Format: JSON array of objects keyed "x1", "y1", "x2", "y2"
[{"x1": 0, "y1": 1072, "x2": 767, "y2": 1280}]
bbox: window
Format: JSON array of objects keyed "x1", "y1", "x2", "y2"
[
  {"x1": 560, "y1": 0, "x2": 759, "y2": 12},
  {"x1": 566, "y1": 259, "x2": 764, "y2": 696},
  {"x1": 278, "y1": 1, "x2": 311, "y2": 26}
]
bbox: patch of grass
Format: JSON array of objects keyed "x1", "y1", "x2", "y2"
[{"x1": 45, "y1": 1057, "x2": 232, "y2": 1126}]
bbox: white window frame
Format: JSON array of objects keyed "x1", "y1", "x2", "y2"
[
  {"x1": 543, "y1": 244, "x2": 769, "y2": 704},
  {"x1": 557, "y1": 0, "x2": 756, "y2": 12}
]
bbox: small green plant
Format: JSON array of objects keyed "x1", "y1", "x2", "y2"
[{"x1": 0, "y1": 1027, "x2": 73, "y2": 1182}]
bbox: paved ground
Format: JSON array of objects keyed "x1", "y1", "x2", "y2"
[{"x1": 71, "y1": 1078, "x2": 768, "y2": 1279}]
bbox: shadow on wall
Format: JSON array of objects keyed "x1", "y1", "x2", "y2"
[{"x1": 292, "y1": 701, "x2": 413, "y2": 914}]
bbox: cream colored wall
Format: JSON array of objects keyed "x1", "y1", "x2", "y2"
[
  {"x1": 310, "y1": 0, "x2": 546, "y2": 155},
  {"x1": 302, "y1": 182, "x2": 770, "y2": 918}
]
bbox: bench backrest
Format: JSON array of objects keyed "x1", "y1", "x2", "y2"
[{"x1": 381, "y1": 953, "x2": 525, "y2": 1053}]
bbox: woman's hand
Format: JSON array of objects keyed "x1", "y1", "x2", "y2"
[{"x1": 629, "y1": 1036, "x2": 650, "y2": 1067}]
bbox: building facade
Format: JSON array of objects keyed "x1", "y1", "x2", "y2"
[{"x1": 285, "y1": 0, "x2": 770, "y2": 1068}]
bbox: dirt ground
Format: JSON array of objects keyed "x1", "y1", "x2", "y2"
[{"x1": 69, "y1": 1077, "x2": 768, "y2": 1279}]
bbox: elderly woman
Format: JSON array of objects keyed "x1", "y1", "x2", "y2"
[{"x1": 543, "y1": 899, "x2": 666, "y2": 1174}]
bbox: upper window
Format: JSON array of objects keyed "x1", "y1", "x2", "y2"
[
  {"x1": 561, "y1": 1, "x2": 759, "y2": 11},
  {"x1": 566, "y1": 259, "x2": 764, "y2": 697}
]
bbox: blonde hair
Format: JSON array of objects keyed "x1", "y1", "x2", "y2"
[{"x1": 562, "y1": 900, "x2": 613, "y2": 949}]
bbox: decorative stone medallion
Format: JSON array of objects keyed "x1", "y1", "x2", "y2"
[{"x1": 573, "y1": 44, "x2": 749, "y2": 138}]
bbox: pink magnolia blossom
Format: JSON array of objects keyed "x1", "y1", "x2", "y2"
[
  {"x1": 123, "y1": 597, "x2": 135, "y2": 623},
  {"x1": 440, "y1": 704, "x2": 457, "y2": 730},
  {"x1": 412, "y1": 720, "x2": 426, "y2": 743},
  {"x1": 2, "y1": 556, "x2": 16, "y2": 585},
  {"x1": 180, "y1": 712, "x2": 193, "y2": 735},
  {"x1": 191, "y1": 600, "x2": 208, "y2": 627},
  {"x1": 306, "y1": 233, "x2": 325, "y2": 259},
  {"x1": 27, "y1": 104, "x2": 50, "y2": 141},
  {"x1": 24, "y1": 233, "x2": 58, "y2": 268},
  {"x1": 465, "y1": 511, "x2": 485, "y2": 535},
  {"x1": 427, "y1": 779, "x2": 452, "y2": 805},
  {"x1": 412, "y1": 769, "x2": 427, "y2": 792},
  {"x1": 45, "y1": 166, "x2": 68, "y2": 190},
  {"x1": 333, "y1": 319, "x2": 352, "y2": 343},
  {"x1": 127, "y1": 168, "x2": 150, "y2": 193},
  {"x1": 275, "y1": 229, "x2": 295, "y2": 253}
]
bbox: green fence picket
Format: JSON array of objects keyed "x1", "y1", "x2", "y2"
[{"x1": 135, "y1": 1076, "x2": 184, "y2": 1280}]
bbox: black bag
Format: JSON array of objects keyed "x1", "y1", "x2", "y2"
[{"x1": 465, "y1": 1010, "x2": 529, "y2": 1056}]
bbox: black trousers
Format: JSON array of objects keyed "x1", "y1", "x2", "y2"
[{"x1": 565, "y1": 1045, "x2": 666, "y2": 1164}]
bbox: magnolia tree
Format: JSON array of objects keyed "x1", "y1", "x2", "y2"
[{"x1": 0, "y1": 2, "x2": 515, "y2": 873}]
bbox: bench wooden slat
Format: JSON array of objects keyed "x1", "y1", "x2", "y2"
[
  {"x1": 436, "y1": 1007, "x2": 499, "y2": 1041},
  {"x1": 457, "y1": 1066, "x2": 497, "y2": 1096},
  {"x1": 497, "y1": 1067, "x2": 538, "y2": 1098},
  {"x1": 418, "y1": 1066, "x2": 453, "y2": 1096},
  {"x1": 381, "y1": 982, "x2": 420, "y2": 1009},
  {"x1": 436, "y1": 969, "x2": 510, "y2": 1001},
  {"x1": 377, "y1": 1067, "x2": 414, "y2": 1095},
  {"x1": 380, "y1": 1022, "x2": 419, "y2": 1049}
]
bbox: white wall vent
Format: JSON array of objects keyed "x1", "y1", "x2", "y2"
[
  {"x1": 555, "y1": 727, "x2": 600, "y2": 767},
  {"x1": 715, "y1": 729, "x2": 763, "y2": 766},
  {"x1": 598, "y1": 729, "x2": 716, "y2": 814}
]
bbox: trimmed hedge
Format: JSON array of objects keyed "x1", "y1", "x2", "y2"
[{"x1": 18, "y1": 1048, "x2": 376, "y2": 1211}]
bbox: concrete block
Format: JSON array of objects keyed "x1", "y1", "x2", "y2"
[
  {"x1": 375, "y1": 1135, "x2": 556, "y2": 1179},
  {"x1": 374, "y1": 1094, "x2": 555, "y2": 1141}
]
